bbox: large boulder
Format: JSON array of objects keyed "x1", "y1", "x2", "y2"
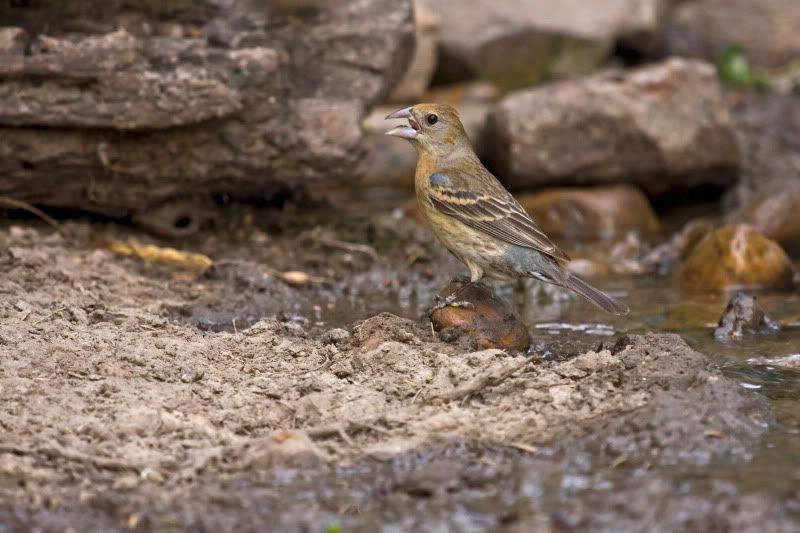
[
  {"x1": 0, "y1": 0, "x2": 415, "y2": 234},
  {"x1": 665, "y1": 0, "x2": 800, "y2": 68},
  {"x1": 421, "y1": 0, "x2": 672, "y2": 89},
  {"x1": 486, "y1": 58, "x2": 739, "y2": 196}
]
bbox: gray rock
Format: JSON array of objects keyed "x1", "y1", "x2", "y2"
[
  {"x1": 421, "y1": 0, "x2": 671, "y2": 89},
  {"x1": 665, "y1": 0, "x2": 800, "y2": 68},
  {"x1": 0, "y1": 0, "x2": 415, "y2": 232},
  {"x1": 714, "y1": 293, "x2": 780, "y2": 342},
  {"x1": 486, "y1": 58, "x2": 739, "y2": 196}
]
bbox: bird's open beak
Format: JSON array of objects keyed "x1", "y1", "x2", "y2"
[{"x1": 385, "y1": 106, "x2": 419, "y2": 139}]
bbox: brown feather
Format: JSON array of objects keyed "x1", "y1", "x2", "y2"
[{"x1": 425, "y1": 165, "x2": 570, "y2": 264}]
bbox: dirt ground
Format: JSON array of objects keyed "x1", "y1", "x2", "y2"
[{"x1": 0, "y1": 219, "x2": 794, "y2": 531}]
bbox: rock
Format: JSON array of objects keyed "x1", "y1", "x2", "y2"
[
  {"x1": 729, "y1": 182, "x2": 800, "y2": 254},
  {"x1": 714, "y1": 293, "x2": 779, "y2": 342},
  {"x1": 0, "y1": 0, "x2": 415, "y2": 227},
  {"x1": 422, "y1": 0, "x2": 671, "y2": 89},
  {"x1": 665, "y1": 0, "x2": 800, "y2": 68},
  {"x1": 360, "y1": 101, "x2": 491, "y2": 190},
  {"x1": 517, "y1": 185, "x2": 659, "y2": 241},
  {"x1": 388, "y1": 0, "x2": 439, "y2": 102},
  {"x1": 643, "y1": 219, "x2": 714, "y2": 274},
  {"x1": 728, "y1": 93, "x2": 800, "y2": 207},
  {"x1": 430, "y1": 281, "x2": 530, "y2": 352},
  {"x1": 487, "y1": 58, "x2": 739, "y2": 196},
  {"x1": 676, "y1": 225, "x2": 794, "y2": 292}
]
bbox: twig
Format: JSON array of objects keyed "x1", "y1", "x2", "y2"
[
  {"x1": 33, "y1": 306, "x2": 68, "y2": 326},
  {"x1": 0, "y1": 196, "x2": 63, "y2": 233},
  {"x1": 425, "y1": 357, "x2": 538, "y2": 404}
]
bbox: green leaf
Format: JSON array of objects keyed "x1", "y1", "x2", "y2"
[{"x1": 718, "y1": 46, "x2": 773, "y2": 89}]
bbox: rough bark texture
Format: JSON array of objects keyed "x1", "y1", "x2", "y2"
[
  {"x1": 0, "y1": 0, "x2": 415, "y2": 231},
  {"x1": 486, "y1": 58, "x2": 739, "y2": 196}
]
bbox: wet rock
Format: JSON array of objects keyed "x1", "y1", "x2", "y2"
[
  {"x1": 487, "y1": 58, "x2": 739, "y2": 196},
  {"x1": 729, "y1": 181, "x2": 800, "y2": 255},
  {"x1": 714, "y1": 293, "x2": 780, "y2": 342},
  {"x1": 388, "y1": 0, "x2": 439, "y2": 103},
  {"x1": 422, "y1": 0, "x2": 670, "y2": 89},
  {"x1": 517, "y1": 185, "x2": 659, "y2": 241},
  {"x1": 361, "y1": 101, "x2": 491, "y2": 189},
  {"x1": 643, "y1": 219, "x2": 714, "y2": 274},
  {"x1": 430, "y1": 281, "x2": 530, "y2": 352},
  {"x1": 665, "y1": 0, "x2": 800, "y2": 68},
  {"x1": 676, "y1": 225, "x2": 794, "y2": 292}
]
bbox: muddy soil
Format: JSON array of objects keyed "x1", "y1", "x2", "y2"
[{"x1": 0, "y1": 220, "x2": 794, "y2": 531}]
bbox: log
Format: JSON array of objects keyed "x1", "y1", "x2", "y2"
[{"x1": 0, "y1": 0, "x2": 415, "y2": 233}]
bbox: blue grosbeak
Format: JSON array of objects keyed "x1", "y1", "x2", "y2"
[{"x1": 386, "y1": 103, "x2": 629, "y2": 315}]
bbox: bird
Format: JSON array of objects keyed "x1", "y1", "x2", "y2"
[{"x1": 385, "y1": 103, "x2": 629, "y2": 316}]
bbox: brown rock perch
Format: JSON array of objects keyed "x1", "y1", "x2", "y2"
[
  {"x1": 0, "y1": 0, "x2": 415, "y2": 234},
  {"x1": 430, "y1": 281, "x2": 531, "y2": 352}
]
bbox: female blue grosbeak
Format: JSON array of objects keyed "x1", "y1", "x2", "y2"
[{"x1": 386, "y1": 103, "x2": 629, "y2": 315}]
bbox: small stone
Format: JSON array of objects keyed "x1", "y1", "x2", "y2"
[
  {"x1": 518, "y1": 185, "x2": 659, "y2": 241},
  {"x1": 320, "y1": 328, "x2": 350, "y2": 345},
  {"x1": 676, "y1": 225, "x2": 794, "y2": 292},
  {"x1": 714, "y1": 293, "x2": 780, "y2": 342},
  {"x1": 430, "y1": 281, "x2": 530, "y2": 352}
]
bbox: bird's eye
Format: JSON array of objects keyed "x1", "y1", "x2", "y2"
[{"x1": 426, "y1": 113, "x2": 438, "y2": 126}]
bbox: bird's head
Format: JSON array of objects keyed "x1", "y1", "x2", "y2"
[{"x1": 385, "y1": 103, "x2": 470, "y2": 157}]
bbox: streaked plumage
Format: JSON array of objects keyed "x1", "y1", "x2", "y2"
[{"x1": 386, "y1": 103, "x2": 629, "y2": 316}]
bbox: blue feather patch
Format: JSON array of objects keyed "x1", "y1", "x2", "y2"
[{"x1": 428, "y1": 172, "x2": 450, "y2": 187}]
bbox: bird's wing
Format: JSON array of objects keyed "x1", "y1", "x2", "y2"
[{"x1": 426, "y1": 168, "x2": 570, "y2": 263}]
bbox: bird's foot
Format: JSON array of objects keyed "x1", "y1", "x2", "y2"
[
  {"x1": 428, "y1": 293, "x2": 475, "y2": 315},
  {"x1": 450, "y1": 275, "x2": 471, "y2": 285}
]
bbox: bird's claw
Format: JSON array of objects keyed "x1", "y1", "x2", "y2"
[{"x1": 428, "y1": 294, "x2": 475, "y2": 314}]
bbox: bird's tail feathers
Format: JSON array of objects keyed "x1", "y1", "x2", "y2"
[{"x1": 562, "y1": 273, "x2": 629, "y2": 316}]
